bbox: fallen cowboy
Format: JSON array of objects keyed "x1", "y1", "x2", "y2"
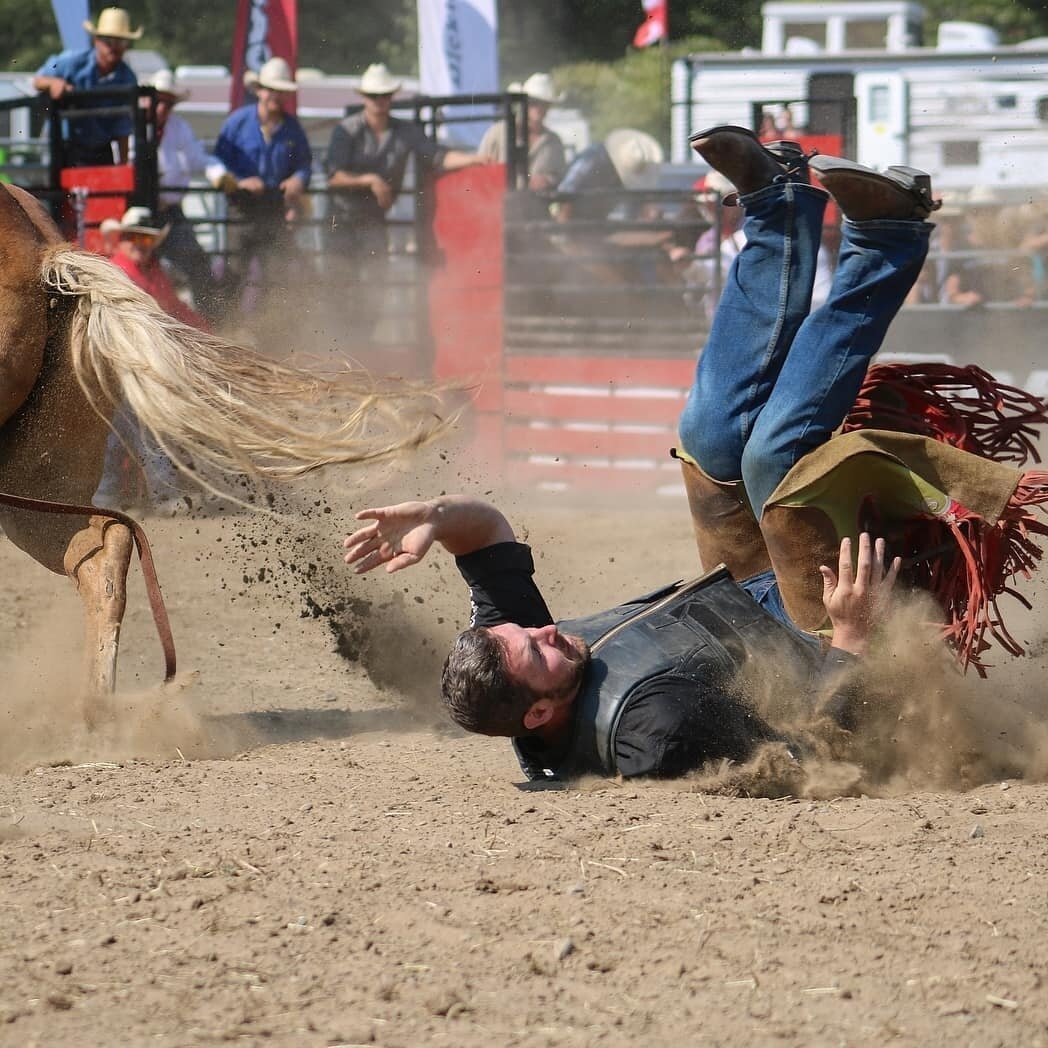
[{"x1": 343, "y1": 131, "x2": 1048, "y2": 782}]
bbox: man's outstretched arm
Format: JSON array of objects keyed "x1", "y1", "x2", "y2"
[{"x1": 343, "y1": 496, "x2": 516, "y2": 574}]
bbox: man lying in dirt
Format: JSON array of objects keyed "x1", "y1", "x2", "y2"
[
  {"x1": 344, "y1": 495, "x2": 897, "y2": 781},
  {"x1": 344, "y1": 130, "x2": 1046, "y2": 779}
]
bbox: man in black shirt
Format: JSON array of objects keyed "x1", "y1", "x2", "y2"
[
  {"x1": 343, "y1": 497, "x2": 895, "y2": 780},
  {"x1": 325, "y1": 62, "x2": 485, "y2": 340}
]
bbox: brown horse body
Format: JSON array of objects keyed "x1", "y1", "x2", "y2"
[{"x1": 0, "y1": 183, "x2": 443, "y2": 698}]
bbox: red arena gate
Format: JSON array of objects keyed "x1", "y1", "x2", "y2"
[{"x1": 429, "y1": 165, "x2": 706, "y2": 499}]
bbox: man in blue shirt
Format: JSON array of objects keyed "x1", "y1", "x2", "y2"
[
  {"x1": 214, "y1": 56, "x2": 313, "y2": 316},
  {"x1": 33, "y1": 6, "x2": 141, "y2": 167}
]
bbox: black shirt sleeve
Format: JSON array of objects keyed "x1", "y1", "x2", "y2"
[
  {"x1": 326, "y1": 123, "x2": 351, "y2": 175},
  {"x1": 454, "y1": 542, "x2": 554, "y2": 629},
  {"x1": 613, "y1": 673, "x2": 794, "y2": 779}
]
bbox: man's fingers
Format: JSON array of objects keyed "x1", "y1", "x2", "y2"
[
  {"x1": 342, "y1": 521, "x2": 378, "y2": 549},
  {"x1": 854, "y1": 532, "x2": 872, "y2": 585},
  {"x1": 819, "y1": 564, "x2": 837, "y2": 599},
  {"x1": 386, "y1": 552, "x2": 420, "y2": 574},
  {"x1": 836, "y1": 536, "x2": 854, "y2": 583}
]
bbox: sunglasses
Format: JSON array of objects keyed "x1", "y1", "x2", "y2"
[
  {"x1": 122, "y1": 232, "x2": 157, "y2": 246},
  {"x1": 97, "y1": 36, "x2": 130, "y2": 49}
]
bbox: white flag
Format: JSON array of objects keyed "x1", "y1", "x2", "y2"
[{"x1": 418, "y1": 0, "x2": 499, "y2": 148}]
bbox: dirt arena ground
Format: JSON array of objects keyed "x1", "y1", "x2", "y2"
[{"x1": 3, "y1": 452, "x2": 1048, "y2": 1047}]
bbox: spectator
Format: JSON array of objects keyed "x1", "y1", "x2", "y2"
[
  {"x1": 94, "y1": 207, "x2": 205, "y2": 511},
  {"x1": 555, "y1": 128, "x2": 663, "y2": 223},
  {"x1": 146, "y1": 70, "x2": 235, "y2": 322},
  {"x1": 325, "y1": 62, "x2": 486, "y2": 341},
  {"x1": 33, "y1": 6, "x2": 141, "y2": 166},
  {"x1": 214, "y1": 57, "x2": 312, "y2": 313},
  {"x1": 105, "y1": 207, "x2": 206, "y2": 328},
  {"x1": 478, "y1": 73, "x2": 567, "y2": 191}
]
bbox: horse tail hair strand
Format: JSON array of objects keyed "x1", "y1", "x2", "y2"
[{"x1": 40, "y1": 245, "x2": 452, "y2": 484}]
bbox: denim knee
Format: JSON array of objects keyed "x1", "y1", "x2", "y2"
[
  {"x1": 740, "y1": 434, "x2": 794, "y2": 516},
  {"x1": 678, "y1": 393, "x2": 744, "y2": 481}
]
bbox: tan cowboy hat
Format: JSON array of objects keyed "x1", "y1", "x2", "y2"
[
  {"x1": 520, "y1": 73, "x2": 563, "y2": 106},
  {"x1": 84, "y1": 7, "x2": 143, "y2": 40},
  {"x1": 359, "y1": 63, "x2": 402, "y2": 96},
  {"x1": 105, "y1": 206, "x2": 169, "y2": 244},
  {"x1": 146, "y1": 69, "x2": 188, "y2": 102},
  {"x1": 244, "y1": 56, "x2": 298, "y2": 93},
  {"x1": 604, "y1": 128, "x2": 664, "y2": 189}
]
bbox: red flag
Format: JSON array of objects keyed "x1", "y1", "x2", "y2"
[
  {"x1": 230, "y1": 0, "x2": 299, "y2": 113},
  {"x1": 633, "y1": 0, "x2": 668, "y2": 47}
]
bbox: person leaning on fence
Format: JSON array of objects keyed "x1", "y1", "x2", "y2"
[
  {"x1": 553, "y1": 128, "x2": 663, "y2": 223},
  {"x1": 324, "y1": 62, "x2": 487, "y2": 342},
  {"x1": 213, "y1": 57, "x2": 312, "y2": 315},
  {"x1": 477, "y1": 73, "x2": 567, "y2": 192},
  {"x1": 32, "y1": 7, "x2": 141, "y2": 166},
  {"x1": 146, "y1": 70, "x2": 236, "y2": 323}
]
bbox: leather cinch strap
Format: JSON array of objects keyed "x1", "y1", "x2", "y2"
[{"x1": 0, "y1": 491, "x2": 176, "y2": 682}]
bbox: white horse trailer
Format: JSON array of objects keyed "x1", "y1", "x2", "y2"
[{"x1": 671, "y1": 0, "x2": 1048, "y2": 194}]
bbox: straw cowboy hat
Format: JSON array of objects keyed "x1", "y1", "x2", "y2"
[
  {"x1": 83, "y1": 7, "x2": 143, "y2": 40},
  {"x1": 359, "y1": 63, "x2": 402, "y2": 95},
  {"x1": 519, "y1": 72, "x2": 563, "y2": 106},
  {"x1": 146, "y1": 69, "x2": 188, "y2": 102},
  {"x1": 604, "y1": 128, "x2": 664, "y2": 189},
  {"x1": 244, "y1": 56, "x2": 298, "y2": 93},
  {"x1": 101, "y1": 206, "x2": 169, "y2": 244}
]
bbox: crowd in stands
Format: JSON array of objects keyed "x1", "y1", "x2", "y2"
[{"x1": 31, "y1": 7, "x2": 1048, "y2": 343}]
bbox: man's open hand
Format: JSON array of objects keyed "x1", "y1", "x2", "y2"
[
  {"x1": 819, "y1": 533, "x2": 901, "y2": 657},
  {"x1": 343, "y1": 502, "x2": 437, "y2": 574}
]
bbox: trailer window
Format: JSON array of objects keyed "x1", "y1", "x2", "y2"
[
  {"x1": 942, "y1": 141, "x2": 981, "y2": 167},
  {"x1": 782, "y1": 22, "x2": 826, "y2": 50},
  {"x1": 845, "y1": 19, "x2": 889, "y2": 50},
  {"x1": 869, "y1": 85, "x2": 891, "y2": 123},
  {"x1": 1037, "y1": 98, "x2": 1048, "y2": 122}
]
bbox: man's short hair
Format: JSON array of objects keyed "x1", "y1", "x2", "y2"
[{"x1": 441, "y1": 627, "x2": 539, "y2": 737}]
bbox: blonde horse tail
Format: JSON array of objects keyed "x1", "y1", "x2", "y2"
[{"x1": 40, "y1": 245, "x2": 451, "y2": 484}]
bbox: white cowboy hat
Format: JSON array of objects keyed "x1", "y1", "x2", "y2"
[
  {"x1": 604, "y1": 128, "x2": 664, "y2": 189},
  {"x1": 83, "y1": 7, "x2": 143, "y2": 40},
  {"x1": 146, "y1": 69, "x2": 188, "y2": 102},
  {"x1": 520, "y1": 72, "x2": 563, "y2": 106},
  {"x1": 698, "y1": 170, "x2": 735, "y2": 197},
  {"x1": 105, "y1": 206, "x2": 169, "y2": 244},
  {"x1": 244, "y1": 56, "x2": 298, "y2": 93},
  {"x1": 966, "y1": 184, "x2": 1005, "y2": 208},
  {"x1": 359, "y1": 63, "x2": 402, "y2": 96}
]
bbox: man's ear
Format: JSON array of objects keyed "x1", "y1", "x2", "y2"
[{"x1": 522, "y1": 699, "x2": 555, "y2": 731}]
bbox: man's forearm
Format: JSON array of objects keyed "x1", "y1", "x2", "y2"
[
  {"x1": 328, "y1": 170, "x2": 376, "y2": 190},
  {"x1": 428, "y1": 495, "x2": 516, "y2": 556}
]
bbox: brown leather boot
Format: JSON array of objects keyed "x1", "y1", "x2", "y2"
[
  {"x1": 677, "y1": 454, "x2": 772, "y2": 579},
  {"x1": 688, "y1": 125, "x2": 807, "y2": 197},
  {"x1": 759, "y1": 504, "x2": 841, "y2": 631},
  {"x1": 809, "y1": 155, "x2": 940, "y2": 221}
]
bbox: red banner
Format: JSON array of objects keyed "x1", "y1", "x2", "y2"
[
  {"x1": 229, "y1": 0, "x2": 299, "y2": 113},
  {"x1": 633, "y1": 0, "x2": 668, "y2": 47}
]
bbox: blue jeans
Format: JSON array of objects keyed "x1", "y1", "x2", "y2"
[{"x1": 678, "y1": 181, "x2": 932, "y2": 517}]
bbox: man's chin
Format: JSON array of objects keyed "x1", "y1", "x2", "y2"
[{"x1": 563, "y1": 633, "x2": 591, "y2": 664}]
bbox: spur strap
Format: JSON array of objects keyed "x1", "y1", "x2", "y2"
[{"x1": 0, "y1": 491, "x2": 176, "y2": 682}]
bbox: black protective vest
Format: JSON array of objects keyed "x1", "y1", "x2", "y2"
[{"x1": 513, "y1": 567, "x2": 819, "y2": 779}]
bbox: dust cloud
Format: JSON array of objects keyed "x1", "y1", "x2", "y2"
[{"x1": 681, "y1": 584, "x2": 1048, "y2": 799}]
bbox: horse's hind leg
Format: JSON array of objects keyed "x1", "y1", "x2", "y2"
[{"x1": 63, "y1": 516, "x2": 133, "y2": 711}]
